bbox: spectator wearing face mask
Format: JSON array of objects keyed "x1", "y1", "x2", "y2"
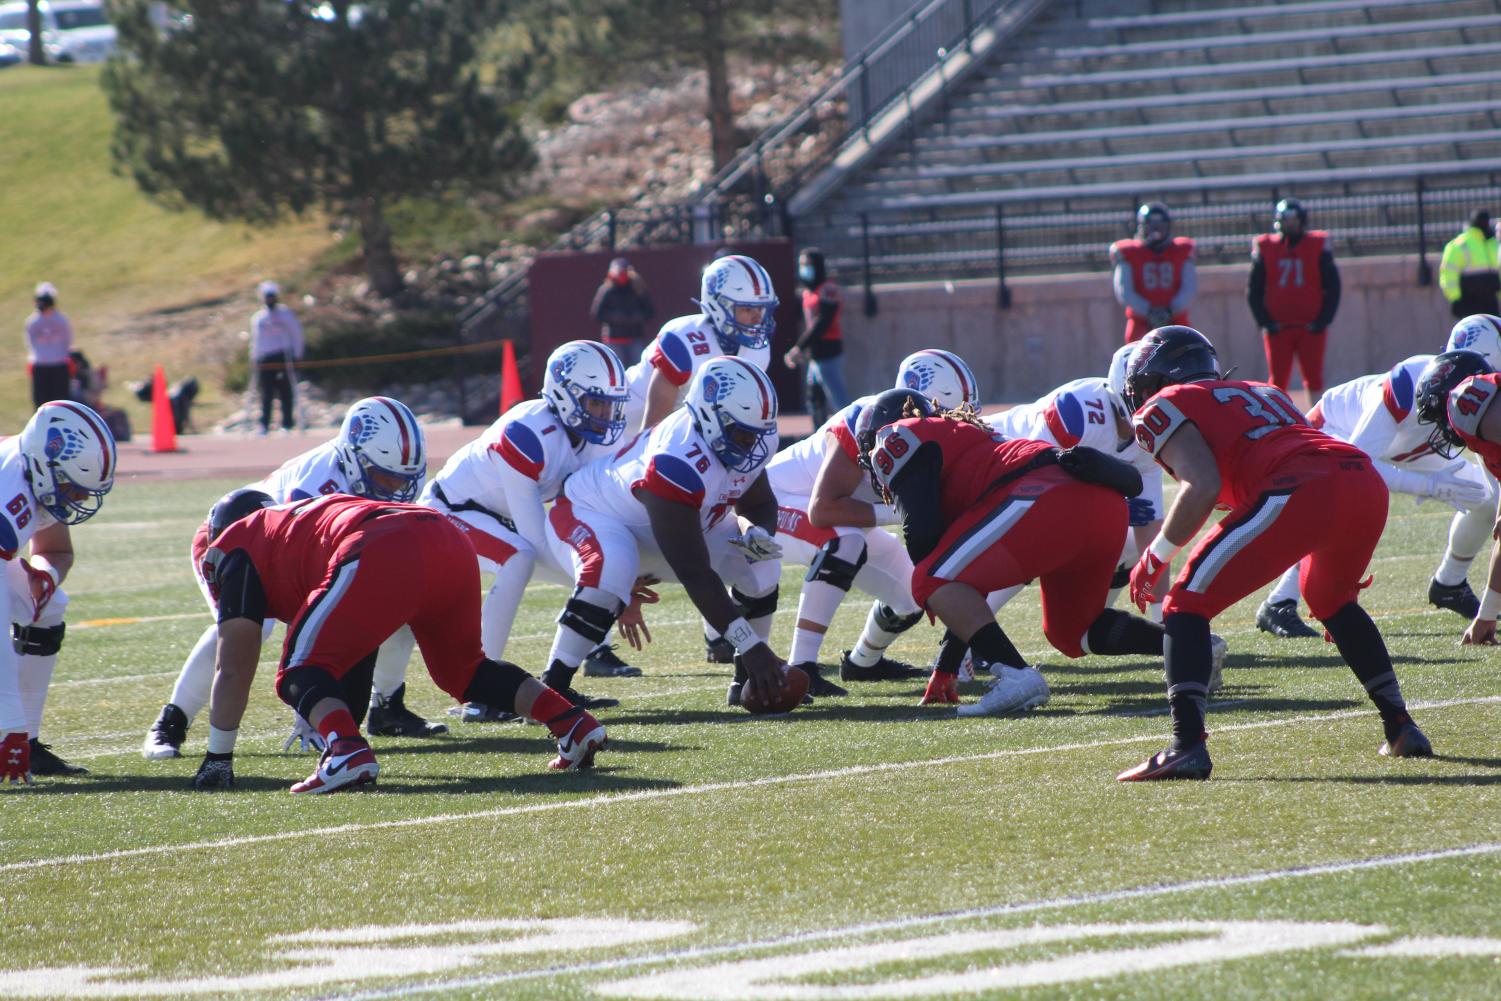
[
  {"x1": 250, "y1": 280, "x2": 304, "y2": 435},
  {"x1": 783, "y1": 248, "x2": 849, "y2": 427},
  {"x1": 589, "y1": 258, "x2": 655, "y2": 368},
  {"x1": 25, "y1": 282, "x2": 74, "y2": 408}
]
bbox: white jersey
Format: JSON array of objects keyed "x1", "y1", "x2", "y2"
[
  {"x1": 623, "y1": 313, "x2": 772, "y2": 418},
  {"x1": 989, "y1": 377, "x2": 1165, "y2": 518},
  {"x1": 1312, "y1": 354, "x2": 1439, "y2": 464},
  {"x1": 253, "y1": 441, "x2": 355, "y2": 502},
  {"x1": 0, "y1": 437, "x2": 57, "y2": 561},
  {"x1": 564, "y1": 407, "x2": 772, "y2": 532},
  {"x1": 431, "y1": 399, "x2": 598, "y2": 517},
  {"x1": 768, "y1": 393, "x2": 882, "y2": 503}
]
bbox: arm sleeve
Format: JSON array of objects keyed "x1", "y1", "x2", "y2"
[
  {"x1": 1314, "y1": 249, "x2": 1341, "y2": 329},
  {"x1": 215, "y1": 550, "x2": 267, "y2": 626},
  {"x1": 795, "y1": 299, "x2": 840, "y2": 351},
  {"x1": 1346, "y1": 401, "x2": 1400, "y2": 461},
  {"x1": 1112, "y1": 259, "x2": 1151, "y2": 314},
  {"x1": 1169, "y1": 257, "x2": 1197, "y2": 313},
  {"x1": 886, "y1": 442, "x2": 945, "y2": 563},
  {"x1": 1246, "y1": 252, "x2": 1274, "y2": 328},
  {"x1": 493, "y1": 456, "x2": 550, "y2": 550}
]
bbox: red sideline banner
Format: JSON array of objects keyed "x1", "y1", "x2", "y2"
[{"x1": 526, "y1": 239, "x2": 802, "y2": 410}]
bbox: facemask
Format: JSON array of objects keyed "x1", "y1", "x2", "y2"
[{"x1": 798, "y1": 265, "x2": 815, "y2": 284}]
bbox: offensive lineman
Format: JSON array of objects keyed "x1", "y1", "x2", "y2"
[{"x1": 1, "y1": 401, "x2": 116, "y2": 784}]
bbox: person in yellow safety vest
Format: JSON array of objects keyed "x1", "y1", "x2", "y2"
[{"x1": 1439, "y1": 209, "x2": 1500, "y2": 320}]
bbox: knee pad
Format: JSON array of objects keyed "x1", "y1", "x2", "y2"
[
  {"x1": 873, "y1": 602, "x2": 923, "y2": 635},
  {"x1": 276, "y1": 665, "x2": 345, "y2": 721},
  {"x1": 732, "y1": 585, "x2": 779, "y2": 620},
  {"x1": 556, "y1": 586, "x2": 620, "y2": 645},
  {"x1": 463, "y1": 658, "x2": 531, "y2": 712},
  {"x1": 12, "y1": 622, "x2": 65, "y2": 656},
  {"x1": 805, "y1": 534, "x2": 868, "y2": 591}
]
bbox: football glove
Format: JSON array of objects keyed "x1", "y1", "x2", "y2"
[
  {"x1": 1146, "y1": 306, "x2": 1173, "y2": 328},
  {"x1": 729, "y1": 526, "x2": 783, "y2": 563},
  {"x1": 1126, "y1": 496, "x2": 1156, "y2": 527},
  {"x1": 191, "y1": 756, "x2": 235, "y2": 791},
  {"x1": 920, "y1": 671, "x2": 961, "y2": 705},
  {"x1": 1426, "y1": 470, "x2": 1490, "y2": 513},
  {"x1": 20, "y1": 559, "x2": 58, "y2": 623},
  {"x1": 0, "y1": 732, "x2": 33, "y2": 786},
  {"x1": 1129, "y1": 550, "x2": 1171, "y2": 612},
  {"x1": 282, "y1": 715, "x2": 327, "y2": 754}
]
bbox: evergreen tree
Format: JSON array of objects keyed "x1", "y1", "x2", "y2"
[{"x1": 101, "y1": 1, "x2": 530, "y2": 296}]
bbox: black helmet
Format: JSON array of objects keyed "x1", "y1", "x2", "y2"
[
  {"x1": 1123, "y1": 326, "x2": 1220, "y2": 412},
  {"x1": 207, "y1": 488, "x2": 274, "y2": 541},
  {"x1": 1136, "y1": 201, "x2": 1171, "y2": 245},
  {"x1": 853, "y1": 388, "x2": 934, "y2": 492},
  {"x1": 1415, "y1": 350, "x2": 1494, "y2": 459},
  {"x1": 1274, "y1": 198, "x2": 1307, "y2": 234}
]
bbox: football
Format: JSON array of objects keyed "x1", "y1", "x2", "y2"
[{"x1": 741, "y1": 664, "x2": 810, "y2": 715}]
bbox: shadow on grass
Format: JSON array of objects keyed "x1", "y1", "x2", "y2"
[
  {"x1": 367, "y1": 734, "x2": 675, "y2": 757},
  {"x1": 1231, "y1": 772, "x2": 1501, "y2": 787},
  {"x1": 1060, "y1": 694, "x2": 1364, "y2": 717},
  {"x1": 18, "y1": 766, "x2": 683, "y2": 797}
]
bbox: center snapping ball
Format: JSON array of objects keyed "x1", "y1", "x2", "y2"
[{"x1": 741, "y1": 664, "x2": 810, "y2": 715}]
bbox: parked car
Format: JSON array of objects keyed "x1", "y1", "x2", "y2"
[
  {"x1": 0, "y1": 37, "x2": 22, "y2": 67},
  {"x1": 0, "y1": 1, "x2": 115, "y2": 64}
]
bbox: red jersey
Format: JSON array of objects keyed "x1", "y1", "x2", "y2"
[
  {"x1": 1254, "y1": 231, "x2": 1327, "y2": 326},
  {"x1": 870, "y1": 417, "x2": 1055, "y2": 523},
  {"x1": 201, "y1": 495, "x2": 430, "y2": 622},
  {"x1": 801, "y1": 282, "x2": 842, "y2": 343},
  {"x1": 1132, "y1": 380, "x2": 1367, "y2": 509},
  {"x1": 1447, "y1": 372, "x2": 1501, "y2": 478},
  {"x1": 1110, "y1": 237, "x2": 1195, "y2": 317}
]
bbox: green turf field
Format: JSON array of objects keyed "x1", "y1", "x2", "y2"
[{"x1": 3, "y1": 476, "x2": 1500, "y2": 1000}]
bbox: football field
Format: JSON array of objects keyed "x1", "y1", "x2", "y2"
[{"x1": 4, "y1": 476, "x2": 1501, "y2": 1000}]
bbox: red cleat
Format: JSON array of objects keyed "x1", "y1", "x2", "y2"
[
  {"x1": 548, "y1": 712, "x2": 607, "y2": 771},
  {"x1": 290, "y1": 735, "x2": 379, "y2": 794}
]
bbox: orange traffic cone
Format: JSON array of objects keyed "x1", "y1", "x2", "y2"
[
  {"x1": 150, "y1": 364, "x2": 178, "y2": 453},
  {"x1": 500, "y1": 340, "x2": 524, "y2": 415}
]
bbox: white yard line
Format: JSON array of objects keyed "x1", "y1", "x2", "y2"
[{"x1": 5, "y1": 695, "x2": 1496, "y2": 876}]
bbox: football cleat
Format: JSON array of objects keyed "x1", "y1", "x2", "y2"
[
  {"x1": 1209, "y1": 634, "x2": 1228, "y2": 694},
  {"x1": 190, "y1": 757, "x2": 235, "y2": 791},
  {"x1": 1428, "y1": 578, "x2": 1481, "y2": 619},
  {"x1": 582, "y1": 644, "x2": 643, "y2": 678},
  {"x1": 839, "y1": 651, "x2": 927, "y2": 682},
  {"x1": 1117, "y1": 740, "x2": 1213, "y2": 781},
  {"x1": 1255, "y1": 599, "x2": 1319, "y2": 639},
  {"x1": 548, "y1": 712, "x2": 607, "y2": 771},
  {"x1": 0, "y1": 731, "x2": 33, "y2": 786},
  {"x1": 726, "y1": 681, "x2": 743, "y2": 707},
  {"x1": 447, "y1": 702, "x2": 520, "y2": 724},
  {"x1": 799, "y1": 663, "x2": 848, "y2": 698},
  {"x1": 142, "y1": 703, "x2": 189, "y2": 760},
  {"x1": 28, "y1": 740, "x2": 87, "y2": 776},
  {"x1": 367, "y1": 684, "x2": 449, "y2": 737},
  {"x1": 290, "y1": 735, "x2": 379, "y2": 795},
  {"x1": 1380, "y1": 720, "x2": 1434, "y2": 759},
  {"x1": 705, "y1": 635, "x2": 736, "y2": 664},
  {"x1": 555, "y1": 686, "x2": 620, "y2": 710},
  {"x1": 956, "y1": 665, "x2": 1050, "y2": 717}
]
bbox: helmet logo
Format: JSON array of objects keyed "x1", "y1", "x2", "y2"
[
  {"x1": 1454, "y1": 327, "x2": 1480, "y2": 349},
  {"x1": 702, "y1": 375, "x2": 721, "y2": 403},
  {"x1": 903, "y1": 368, "x2": 931, "y2": 392},
  {"x1": 44, "y1": 427, "x2": 66, "y2": 460},
  {"x1": 347, "y1": 414, "x2": 378, "y2": 446}
]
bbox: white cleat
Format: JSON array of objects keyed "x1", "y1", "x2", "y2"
[
  {"x1": 1209, "y1": 634, "x2": 1228, "y2": 694},
  {"x1": 957, "y1": 665, "x2": 1050, "y2": 717}
]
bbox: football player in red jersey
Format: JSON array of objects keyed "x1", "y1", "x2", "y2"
[
  {"x1": 858, "y1": 389, "x2": 1166, "y2": 716},
  {"x1": 1122, "y1": 327, "x2": 1432, "y2": 781},
  {"x1": 1247, "y1": 198, "x2": 1342, "y2": 404},
  {"x1": 1111, "y1": 202, "x2": 1197, "y2": 343},
  {"x1": 1413, "y1": 349, "x2": 1501, "y2": 645},
  {"x1": 189, "y1": 490, "x2": 607, "y2": 794}
]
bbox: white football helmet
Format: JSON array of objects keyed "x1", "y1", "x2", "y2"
[
  {"x1": 335, "y1": 397, "x2": 426, "y2": 502},
  {"x1": 541, "y1": 340, "x2": 630, "y2": 445},
  {"x1": 18, "y1": 401, "x2": 117, "y2": 525},
  {"x1": 695, "y1": 255, "x2": 779, "y2": 352},
  {"x1": 686, "y1": 356, "x2": 779, "y2": 473},
  {"x1": 895, "y1": 349, "x2": 979, "y2": 410},
  {"x1": 1107, "y1": 342, "x2": 1139, "y2": 405},
  {"x1": 1446, "y1": 314, "x2": 1501, "y2": 369}
]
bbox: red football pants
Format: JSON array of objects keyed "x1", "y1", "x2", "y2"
[
  {"x1": 274, "y1": 511, "x2": 484, "y2": 701},
  {"x1": 1163, "y1": 458, "x2": 1386, "y2": 621},
  {"x1": 1124, "y1": 311, "x2": 1188, "y2": 344},
  {"x1": 1263, "y1": 324, "x2": 1327, "y2": 395},
  {"x1": 911, "y1": 477, "x2": 1127, "y2": 658}
]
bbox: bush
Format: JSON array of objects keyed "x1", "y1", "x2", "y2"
[{"x1": 302, "y1": 310, "x2": 473, "y2": 392}]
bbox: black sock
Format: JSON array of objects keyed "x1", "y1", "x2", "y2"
[
  {"x1": 732, "y1": 655, "x2": 748, "y2": 685},
  {"x1": 206, "y1": 751, "x2": 233, "y2": 762},
  {"x1": 933, "y1": 629, "x2": 969, "y2": 676},
  {"x1": 1163, "y1": 612, "x2": 1212, "y2": 750},
  {"x1": 967, "y1": 621, "x2": 1026, "y2": 668},
  {"x1": 540, "y1": 658, "x2": 578, "y2": 692},
  {"x1": 1085, "y1": 608, "x2": 1165, "y2": 656},
  {"x1": 1321, "y1": 602, "x2": 1410, "y2": 739}
]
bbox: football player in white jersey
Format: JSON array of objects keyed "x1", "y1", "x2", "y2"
[
  {"x1": 1, "y1": 402, "x2": 116, "y2": 784},
  {"x1": 378, "y1": 340, "x2": 632, "y2": 719},
  {"x1": 142, "y1": 397, "x2": 432, "y2": 760},
  {"x1": 1254, "y1": 315, "x2": 1501, "y2": 637},
  {"x1": 544, "y1": 357, "x2": 790, "y2": 707},
  {"x1": 765, "y1": 349, "x2": 980, "y2": 696},
  {"x1": 624, "y1": 254, "x2": 778, "y2": 432}
]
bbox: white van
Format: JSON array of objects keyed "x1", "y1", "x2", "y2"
[{"x1": 0, "y1": 1, "x2": 116, "y2": 64}]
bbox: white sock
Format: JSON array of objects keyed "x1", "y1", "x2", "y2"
[
  {"x1": 17, "y1": 654, "x2": 56, "y2": 739},
  {"x1": 372, "y1": 625, "x2": 416, "y2": 700},
  {"x1": 1434, "y1": 552, "x2": 1474, "y2": 588},
  {"x1": 546, "y1": 627, "x2": 599, "y2": 672},
  {"x1": 1266, "y1": 564, "x2": 1302, "y2": 606},
  {"x1": 0, "y1": 646, "x2": 25, "y2": 733},
  {"x1": 481, "y1": 554, "x2": 534, "y2": 660},
  {"x1": 169, "y1": 624, "x2": 220, "y2": 722},
  {"x1": 790, "y1": 580, "x2": 847, "y2": 665},
  {"x1": 750, "y1": 614, "x2": 774, "y2": 643}
]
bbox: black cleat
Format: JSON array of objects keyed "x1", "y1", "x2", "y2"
[
  {"x1": 29, "y1": 740, "x2": 88, "y2": 776},
  {"x1": 1380, "y1": 720, "x2": 1434, "y2": 759},
  {"x1": 727, "y1": 681, "x2": 743, "y2": 707},
  {"x1": 1117, "y1": 740, "x2": 1212, "y2": 782},
  {"x1": 800, "y1": 663, "x2": 848, "y2": 698},
  {"x1": 1429, "y1": 578, "x2": 1481, "y2": 619},
  {"x1": 705, "y1": 635, "x2": 736, "y2": 664},
  {"x1": 1255, "y1": 599, "x2": 1319, "y2": 639},
  {"x1": 142, "y1": 703, "x2": 188, "y2": 760},
  {"x1": 557, "y1": 686, "x2": 620, "y2": 710},
  {"x1": 839, "y1": 651, "x2": 927, "y2": 682},
  {"x1": 583, "y1": 644, "x2": 643, "y2": 677},
  {"x1": 367, "y1": 684, "x2": 449, "y2": 737}
]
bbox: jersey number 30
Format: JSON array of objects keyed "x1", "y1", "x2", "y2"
[{"x1": 1213, "y1": 385, "x2": 1303, "y2": 439}]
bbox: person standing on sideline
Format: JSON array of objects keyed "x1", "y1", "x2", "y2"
[
  {"x1": 590, "y1": 258, "x2": 655, "y2": 368},
  {"x1": 1110, "y1": 202, "x2": 1197, "y2": 343},
  {"x1": 784, "y1": 247, "x2": 849, "y2": 427},
  {"x1": 25, "y1": 283, "x2": 73, "y2": 408},
  {"x1": 1247, "y1": 198, "x2": 1341, "y2": 404},
  {"x1": 250, "y1": 280, "x2": 304, "y2": 435},
  {"x1": 1439, "y1": 209, "x2": 1500, "y2": 320}
]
